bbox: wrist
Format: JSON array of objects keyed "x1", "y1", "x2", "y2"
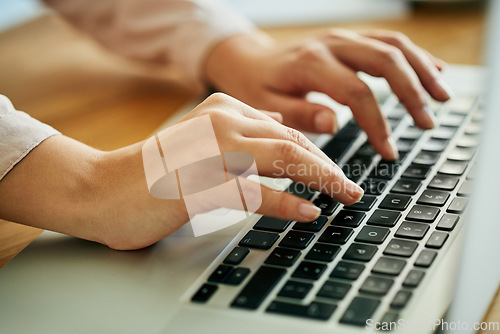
[
  {"x1": 94, "y1": 143, "x2": 189, "y2": 250},
  {"x1": 204, "y1": 32, "x2": 274, "y2": 96}
]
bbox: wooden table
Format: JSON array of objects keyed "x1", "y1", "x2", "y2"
[{"x1": 0, "y1": 1, "x2": 498, "y2": 329}]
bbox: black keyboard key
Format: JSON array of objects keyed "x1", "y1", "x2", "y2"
[
  {"x1": 337, "y1": 120, "x2": 362, "y2": 139},
  {"x1": 343, "y1": 155, "x2": 372, "y2": 178},
  {"x1": 361, "y1": 178, "x2": 388, "y2": 195},
  {"x1": 331, "y1": 210, "x2": 365, "y2": 228},
  {"x1": 402, "y1": 165, "x2": 431, "y2": 179},
  {"x1": 391, "y1": 179, "x2": 422, "y2": 195},
  {"x1": 448, "y1": 147, "x2": 475, "y2": 161},
  {"x1": 403, "y1": 270, "x2": 425, "y2": 288},
  {"x1": 417, "y1": 189, "x2": 450, "y2": 206},
  {"x1": 278, "y1": 280, "x2": 313, "y2": 299},
  {"x1": 406, "y1": 205, "x2": 440, "y2": 222},
  {"x1": 429, "y1": 175, "x2": 459, "y2": 190},
  {"x1": 254, "y1": 216, "x2": 291, "y2": 233},
  {"x1": 293, "y1": 216, "x2": 328, "y2": 232},
  {"x1": 317, "y1": 281, "x2": 351, "y2": 300},
  {"x1": 191, "y1": 283, "x2": 218, "y2": 303},
  {"x1": 319, "y1": 226, "x2": 353, "y2": 244},
  {"x1": 384, "y1": 239, "x2": 418, "y2": 257},
  {"x1": 391, "y1": 290, "x2": 412, "y2": 308},
  {"x1": 208, "y1": 265, "x2": 234, "y2": 283},
  {"x1": 465, "y1": 122, "x2": 482, "y2": 135},
  {"x1": 436, "y1": 213, "x2": 460, "y2": 231},
  {"x1": 292, "y1": 261, "x2": 327, "y2": 281},
  {"x1": 225, "y1": 268, "x2": 251, "y2": 285},
  {"x1": 401, "y1": 125, "x2": 423, "y2": 140},
  {"x1": 441, "y1": 113, "x2": 465, "y2": 127},
  {"x1": 422, "y1": 138, "x2": 448, "y2": 152},
  {"x1": 379, "y1": 194, "x2": 412, "y2": 211},
  {"x1": 367, "y1": 209, "x2": 401, "y2": 227},
  {"x1": 330, "y1": 261, "x2": 365, "y2": 280},
  {"x1": 313, "y1": 193, "x2": 340, "y2": 216},
  {"x1": 372, "y1": 257, "x2": 406, "y2": 276},
  {"x1": 380, "y1": 312, "x2": 400, "y2": 328},
  {"x1": 415, "y1": 249, "x2": 437, "y2": 268},
  {"x1": 223, "y1": 247, "x2": 250, "y2": 265},
  {"x1": 370, "y1": 161, "x2": 401, "y2": 180},
  {"x1": 343, "y1": 243, "x2": 378, "y2": 262},
  {"x1": 397, "y1": 138, "x2": 415, "y2": 153},
  {"x1": 267, "y1": 301, "x2": 336, "y2": 321},
  {"x1": 458, "y1": 180, "x2": 473, "y2": 196},
  {"x1": 265, "y1": 247, "x2": 301, "y2": 267},
  {"x1": 360, "y1": 276, "x2": 394, "y2": 295},
  {"x1": 231, "y1": 266, "x2": 286, "y2": 310},
  {"x1": 345, "y1": 195, "x2": 377, "y2": 211},
  {"x1": 447, "y1": 197, "x2": 468, "y2": 213},
  {"x1": 279, "y1": 230, "x2": 315, "y2": 249},
  {"x1": 388, "y1": 118, "x2": 400, "y2": 131},
  {"x1": 305, "y1": 243, "x2": 340, "y2": 262},
  {"x1": 356, "y1": 142, "x2": 377, "y2": 157},
  {"x1": 432, "y1": 126, "x2": 456, "y2": 140},
  {"x1": 439, "y1": 160, "x2": 468, "y2": 176},
  {"x1": 395, "y1": 221, "x2": 429, "y2": 240},
  {"x1": 286, "y1": 182, "x2": 316, "y2": 200},
  {"x1": 457, "y1": 134, "x2": 479, "y2": 148},
  {"x1": 413, "y1": 151, "x2": 440, "y2": 165},
  {"x1": 239, "y1": 230, "x2": 279, "y2": 250},
  {"x1": 355, "y1": 226, "x2": 390, "y2": 244},
  {"x1": 426, "y1": 231, "x2": 449, "y2": 249},
  {"x1": 340, "y1": 297, "x2": 380, "y2": 326},
  {"x1": 323, "y1": 138, "x2": 352, "y2": 162}
]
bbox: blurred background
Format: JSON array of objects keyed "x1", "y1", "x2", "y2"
[{"x1": 0, "y1": 0, "x2": 484, "y2": 32}]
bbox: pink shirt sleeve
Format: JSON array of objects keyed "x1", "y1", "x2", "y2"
[
  {"x1": 43, "y1": 0, "x2": 255, "y2": 90},
  {"x1": 0, "y1": 95, "x2": 60, "y2": 181}
]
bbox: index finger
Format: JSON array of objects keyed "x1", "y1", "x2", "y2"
[{"x1": 299, "y1": 55, "x2": 399, "y2": 161}]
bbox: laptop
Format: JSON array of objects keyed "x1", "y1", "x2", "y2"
[{"x1": 1, "y1": 3, "x2": 499, "y2": 334}]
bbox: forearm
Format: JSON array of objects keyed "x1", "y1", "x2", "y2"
[
  {"x1": 43, "y1": 0, "x2": 256, "y2": 89},
  {"x1": 0, "y1": 135, "x2": 189, "y2": 250},
  {"x1": 0, "y1": 135, "x2": 108, "y2": 245}
]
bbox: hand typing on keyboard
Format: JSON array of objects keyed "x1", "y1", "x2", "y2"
[
  {"x1": 205, "y1": 29, "x2": 453, "y2": 160},
  {"x1": 0, "y1": 93, "x2": 363, "y2": 250}
]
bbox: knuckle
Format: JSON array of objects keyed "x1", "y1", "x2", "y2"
[
  {"x1": 296, "y1": 41, "x2": 329, "y2": 62},
  {"x1": 277, "y1": 141, "x2": 302, "y2": 163},
  {"x1": 345, "y1": 79, "x2": 371, "y2": 99},
  {"x1": 324, "y1": 28, "x2": 352, "y2": 41},
  {"x1": 205, "y1": 92, "x2": 232, "y2": 106},
  {"x1": 285, "y1": 127, "x2": 308, "y2": 148},
  {"x1": 206, "y1": 108, "x2": 227, "y2": 123},
  {"x1": 385, "y1": 31, "x2": 410, "y2": 48},
  {"x1": 379, "y1": 45, "x2": 405, "y2": 65}
]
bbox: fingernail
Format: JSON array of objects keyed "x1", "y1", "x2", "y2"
[
  {"x1": 382, "y1": 137, "x2": 399, "y2": 161},
  {"x1": 344, "y1": 179, "x2": 364, "y2": 202},
  {"x1": 299, "y1": 203, "x2": 321, "y2": 221},
  {"x1": 437, "y1": 77, "x2": 454, "y2": 100},
  {"x1": 422, "y1": 105, "x2": 437, "y2": 129},
  {"x1": 314, "y1": 110, "x2": 335, "y2": 133}
]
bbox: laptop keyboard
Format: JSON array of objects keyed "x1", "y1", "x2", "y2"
[{"x1": 189, "y1": 94, "x2": 482, "y2": 327}]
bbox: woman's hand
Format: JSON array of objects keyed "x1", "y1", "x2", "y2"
[
  {"x1": 205, "y1": 29, "x2": 452, "y2": 161},
  {"x1": 0, "y1": 93, "x2": 363, "y2": 250}
]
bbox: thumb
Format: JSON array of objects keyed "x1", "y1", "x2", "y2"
[{"x1": 261, "y1": 91, "x2": 338, "y2": 134}]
